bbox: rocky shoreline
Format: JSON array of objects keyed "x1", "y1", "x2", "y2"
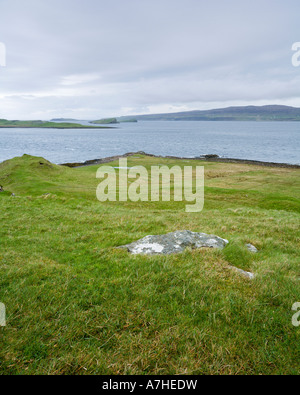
[{"x1": 61, "y1": 151, "x2": 300, "y2": 169}]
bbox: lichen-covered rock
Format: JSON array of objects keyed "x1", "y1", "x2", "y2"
[{"x1": 119, "y1": 230, "x2": 229, "y2": 255}]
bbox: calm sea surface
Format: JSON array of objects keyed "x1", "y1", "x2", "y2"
[{"x1": 0, "y1": 121, "x2": 299, "y2": 165}]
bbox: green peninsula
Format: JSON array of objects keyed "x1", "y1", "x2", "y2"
[{"x1": 0, "y1": 119, "x2": 110, "y2": 129}]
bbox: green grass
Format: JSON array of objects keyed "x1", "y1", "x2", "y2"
[{"x1": 0, "y1": 154, "x2": 299, "y2": 375}]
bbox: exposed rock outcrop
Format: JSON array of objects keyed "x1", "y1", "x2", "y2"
[{"x1": 119, "y1": 230, "x2": 229, "y2": 255}]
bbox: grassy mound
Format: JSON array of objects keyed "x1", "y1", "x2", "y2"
[{"x1": 0, "y1": 154, "x2": 66, "y2": 195}]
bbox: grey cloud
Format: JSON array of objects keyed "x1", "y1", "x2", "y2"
[{"x1": 0, "y1": 0, "x2": 300, "y2": 119}]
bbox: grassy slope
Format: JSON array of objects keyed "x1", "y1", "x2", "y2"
[{"x1": 0, "y1": 154, "x2": 299, "y2": 375}]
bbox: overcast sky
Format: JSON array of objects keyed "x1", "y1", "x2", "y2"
[{"x1": 0, "y1": 0, "x2": 299, "y2": 120}]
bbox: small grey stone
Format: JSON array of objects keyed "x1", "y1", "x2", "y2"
[
  {"x1": 230, "y1": 266, "x2": 255, "y2": 280},
  {"x1": 119, "y1": 230, "x2": 229, "y2": 255},
  {"x1": 0, "y1": 302, "x2": 5, "y2": 327},
  {"x1": 246, "y1": 243, "x2": 258, "y2": 253}
]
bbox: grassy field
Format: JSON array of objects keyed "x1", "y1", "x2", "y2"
[{"x1": 0, "y1": 153, "x2": 299, "y2": 375}]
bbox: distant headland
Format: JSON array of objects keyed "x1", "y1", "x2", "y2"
[
  {"x1": 118, "y1": 105, "x2": 300, "y2": 122},
  {"x1": 2, "y1": 105, "x2": 300, "y2": 128}
]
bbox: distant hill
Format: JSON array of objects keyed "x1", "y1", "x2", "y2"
[
  {"x1": 91, "y1": 117, "x2": 138, "y2": 124},
  {"x1": 118, "y1": 105, "x2": 300, "y2": 122}
]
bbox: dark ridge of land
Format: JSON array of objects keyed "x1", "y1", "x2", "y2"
[
  {"x1": 118, "y1": 105, "x2": 300, "y2": 122},
  {"x1": 61, "y1": 151, "x2": 300, "y2": 169}
]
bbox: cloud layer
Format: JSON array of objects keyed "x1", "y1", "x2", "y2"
[{"x1": 0, "y1": 0, "x2": 300, "y2": 119}]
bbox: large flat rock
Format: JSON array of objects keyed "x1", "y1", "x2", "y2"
[{"x1": 119, "y1": 230, "x2": 229, "y2": 255}]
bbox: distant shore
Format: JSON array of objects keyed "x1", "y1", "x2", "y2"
[
  {"x1": 61, "y1": 151, "x2": 300, "y2": 169},
  {"x1": 0, "y1": 126, "x2": 113, "y2": 129}
]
